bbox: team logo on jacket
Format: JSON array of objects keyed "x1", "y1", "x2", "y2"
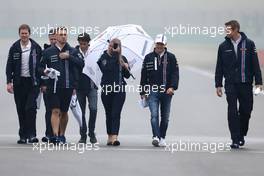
[
  {"x1": 78, "y1": 53, "x2": 83, "y2": 59},
  {"x1": 32, "y1": 49, "x2": 37, "y2": 57},
  {"x1": 13, "y1": 52, "x2": 20, "y2": 60},
  {"x1": 102, "y1": 59, "x2": 107, "y2": 66},
  {"x1": 51, "y1": 55, "x2": 59, "y2": 62}
]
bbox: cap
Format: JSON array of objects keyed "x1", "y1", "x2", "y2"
[{"x1": 154, "y1": 34, "x2": 167, "y2": 45}]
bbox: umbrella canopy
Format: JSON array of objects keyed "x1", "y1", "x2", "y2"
[{"x1": 82, "y1": 24, "x2": 154, "y2": 87}]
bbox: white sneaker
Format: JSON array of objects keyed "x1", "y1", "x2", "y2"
[
  {"x1": 152, "y1": 137, "x2": 160, "y2": 147},
  {"x1": 159, "y1": 138, "x2": 167, "y2": 147}
]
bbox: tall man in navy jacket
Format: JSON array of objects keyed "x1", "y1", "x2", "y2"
[
  {"x1": 6, "y1": 24, "x2": 42, "y2": 144},
  {"x1": 215, "y1": 20, "x2": 263, "y2": 149}
]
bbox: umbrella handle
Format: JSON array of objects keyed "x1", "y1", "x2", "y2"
[
  {"x1": 119, "y1": 56, "x2": 135, "y2": 80},
  {"x1": 130, "y1": 73, "x2": 136, "y2": 80}
]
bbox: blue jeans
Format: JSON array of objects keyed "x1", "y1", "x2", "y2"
[{"x1": 148, "y1": 92, "x2": 172, "y2": 139}]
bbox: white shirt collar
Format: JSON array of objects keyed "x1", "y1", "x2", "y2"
[
  {"x1": 79, "y1": 47, "x2": 89, "y2": 57},
  {"x1": 20, "y1": 40, "x2": 31, "y2": 51},
  {"x1": 231, "y1": 34, "x2": 242, "y2": 56},
  {"x1": 231, "y1": 34, "x2": 242, "y2": 45},
  {"x1": 55, "y1": 43, "x2": 66, "y2": 51},
  {"x1": 160, "y1": 50, "x2": 165, "y2": 58}
]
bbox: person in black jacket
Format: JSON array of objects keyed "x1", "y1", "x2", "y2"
[
  {"x1": 39, "y1": 27, "x2": 84, "y2": 144},
  {"x1": 140, "y1": 34, "x2": 179, "y2": 147},
  {"x1": 215, "y1": 20, "x2": 263, "y2": 149},
  {"x1": 6, "y1": 24, "x2": 42, "y2": 144},
  {"x1": 97, "y1": 38, "x2": 130, "y2": 146},
  {"x1": 76, "y1": 33, "x2": 98, "y2": 144},
  {"x1": 41, "y1": 29, "x2": 57, "y2": 143}
]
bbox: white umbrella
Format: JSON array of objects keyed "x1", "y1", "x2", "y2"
[{"x1": 82, "y1": 24, "x2": 154, "y2": 87}]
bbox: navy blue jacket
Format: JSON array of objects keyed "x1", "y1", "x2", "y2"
[
  {"x1": 75, "y1": 46, "x2": 97, "y2": 91},
  {"x1": 215, "y1": 32, "x2": 263, "y2": 87},
  {"x1": 44, "y1": 43, "x2": 52, "y2": 50},
  {"x1": 39, "y1": 43, "x2": 84, "y2": 89},
  {"x1": 140, "y1": 48, "x2": 179, "y2": 95},
  {"x1": 97, "y1": 51, "x2": 130, "y2": 88},
  {"x1": 6, "y1": 38, "x2": 42, "y2": 86}
]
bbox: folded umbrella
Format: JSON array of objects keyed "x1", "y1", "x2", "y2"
[{"x1": 70, "y1": 94, "x2": 83, "y2": 127}]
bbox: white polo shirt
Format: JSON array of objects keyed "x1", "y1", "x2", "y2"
[
  {"x1": 231, "y1": 34, "x2": 241, "y2": 57},
  {"x1": 79, "y1": 47, "x2": 89, "y2": 58},
  {"x1": 20, "y1": 41, "x2": 31, "y2": 77}
]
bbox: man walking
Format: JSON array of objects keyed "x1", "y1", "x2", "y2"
[
  {"x1": 6, "y1": 24, "x2": 42, "y2": 144},
  {"x1": 76, "y1": 33, "x2": 98, "y2": 144},
  {"x1": 215, "y1": 20, "x2": 263, "y2": 149},
  {"x1": 140, "y1": 34, "x2": 179, "y2": 147},
  {"x1": 39, "y1": 27, "x2": 84, "y2": 144}
]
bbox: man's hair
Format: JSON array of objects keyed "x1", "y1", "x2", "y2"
[
  {"x1": 110, "y1": 38, "x2": 121, "y2": 45},
  {"x1": 18, "y1": 24, "x2": 31, "y2": 34},
  {"x1": 225, "y1": 20, "x2": 240, "y2": 32},
  {"x1": 48, "y1": 29, "x2": 56, "y2": 36},
  {"x1": 77, "y1": 33, "x2": 91, "y2": 43},
  {"x1": 55, "y1": 26, "x2": 68, "y2": 34}
]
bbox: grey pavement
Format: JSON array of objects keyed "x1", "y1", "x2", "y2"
[{"x1": 0, "y1": 65, "x2": 263, "y2": 176}]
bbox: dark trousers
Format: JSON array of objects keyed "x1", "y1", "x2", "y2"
[
  {"x1": 225, "y1": 83, "x2": 253, "y2": 143},
  {"x1": 43, "y1": 92, "x2": 52, "y2": 137},
  {"x1": 101, "y1": 92, "x2": 126, "y2": 135},
  {"x1": 77, "y1": 88, "x2": 98, "y2": 138},
  {"x1": 13, "y1": 77, "x2": 39, "y2": 139}
]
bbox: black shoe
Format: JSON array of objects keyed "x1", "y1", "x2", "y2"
[
  {"x1": 230, "y1": 142, "x2": 240, "y2": 149},
  {"x1": 89, "y1": 133, "x2": 97, "y2": 144},
  {"x1": 41, "y1": 136, "x2": 50, "y2": 143},
  {"x1": 79, "y1": 136, "x2": 87, "y2": 144},
  {"x1": 112, "y1": 140, "x2": 120, "y2": 146},
  {"x1": 17, "y1": 138, "x2": 27, "y2": 144},
  {"x1": 28, "y1": 137, "x2": 39, "y2": 143},
  {"x1": 239, "y1": 136, "x2": 245, "y2": 146},
  {"x1": 107, "y1": 141, "x2": 113, "y2": 146}
]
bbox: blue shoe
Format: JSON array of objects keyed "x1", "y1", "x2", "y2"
[
  {"x1": 59, "y1": 135, "x2": 66, "y2": 144},
  {"x1": 50, "y1": 136, "x2": 60, "y2": 145}
]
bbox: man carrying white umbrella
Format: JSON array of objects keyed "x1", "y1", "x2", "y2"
[{"x1": 75, "y1": 33, "x2": 98, "y2": 144}]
